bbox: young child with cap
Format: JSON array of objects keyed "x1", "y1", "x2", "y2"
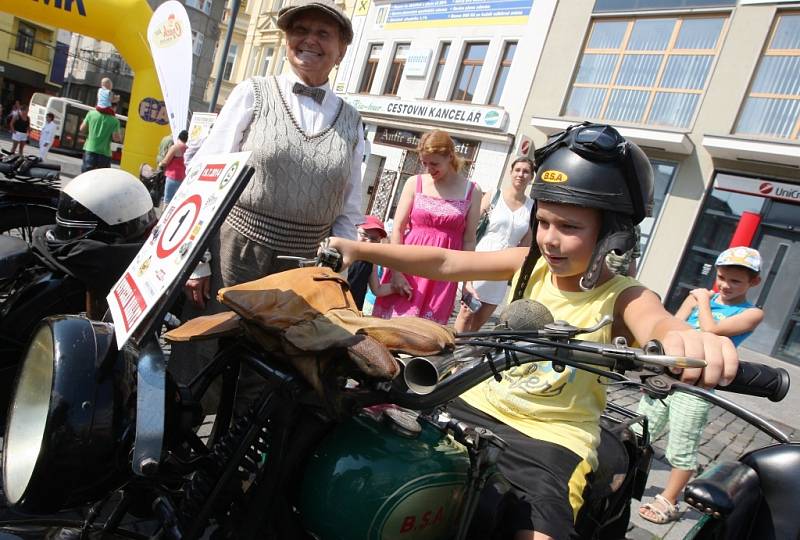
[
  {"x1": 638, "y1": 246, "x2": 764, "y2": 524},
  {"x1": 346, "y1": 216, "x2": 405, "y2": 311}
]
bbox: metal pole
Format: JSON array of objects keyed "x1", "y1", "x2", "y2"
[{"x1": 208, "y1": 0, "x2": 241, "y2": 112}]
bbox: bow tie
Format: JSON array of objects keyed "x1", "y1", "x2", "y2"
[{"x1": 292, "y1": 82, "x2": 326, "y2": 104}]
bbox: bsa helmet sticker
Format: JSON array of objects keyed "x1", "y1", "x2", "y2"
[{"x1": 540, "y1": 170, "x2": 568, "y2": 183}]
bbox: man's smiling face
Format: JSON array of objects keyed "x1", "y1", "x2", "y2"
[{"x1": 285, "y1": 11, "x2": 346, "y2": 87}]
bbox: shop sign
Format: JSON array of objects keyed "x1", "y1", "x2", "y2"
[
  {"x1": 344, "y1": 95, "x2": 507, "y2": 131},
  {"x1": 716, "y1": 175, "x2": 800, "y2": 204},
  {"x1": 386, "y1": 0, "x2": 533, "y2": 28},
  {"x1": 375, "y1": 126, "x2": 479, "y2": 160},
  {"x1": 405, "y1": 49, "x2": 431, "y2": 77}
]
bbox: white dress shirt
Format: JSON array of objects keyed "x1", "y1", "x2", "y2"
[{"x1": 191, "y1": 71, "x2": 364, "y2": 241}]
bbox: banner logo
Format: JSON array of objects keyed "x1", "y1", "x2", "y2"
[
  {"x1": 152, "y1": 13, "x2": 183, "y2": 47},
  {"x1": 759, "y1": 182, "x2": 773, "y2": 195}
]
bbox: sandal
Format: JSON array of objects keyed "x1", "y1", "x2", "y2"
[{"x1": 639, "y1": 494, "x2": 681, "y2": 524}]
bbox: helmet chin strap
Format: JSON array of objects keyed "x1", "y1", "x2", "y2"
[{"x1": 579, "y1": 224, "x2": 636, "y2": 291}]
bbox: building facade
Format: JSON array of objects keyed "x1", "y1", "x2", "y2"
[
  {"x1": 63, "y1": 34, "x2": 134, "y2": 115},
  {"x1": 337, "y1": 0, "x2": 557, "y2": 222},
  {"x1": 204, "y1": 0, "x2": 357, "y2": 108},
  {"x1": 0, "y1": 15, "x2": 64, "y2": 112},
  {"x1": 519, "y1": 0, "x2": 800, "y2": 363}
]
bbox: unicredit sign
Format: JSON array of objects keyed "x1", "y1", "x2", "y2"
[{"x1": 716, "y1": 175, "x2": 800, "y2": 204}]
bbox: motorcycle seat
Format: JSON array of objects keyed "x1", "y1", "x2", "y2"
[
  {"x1": 0, "y1": 235, "x2": 33, "y2": 280},
  {"x1": 685, "y1": 443, "x2": 800, "y2": 539}
]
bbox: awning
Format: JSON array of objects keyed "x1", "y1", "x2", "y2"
[
  {"x1": 702, "y1": 134, "x2": 800, "y2": 169},
  {"x1": 530, "y1": 117, "x2": 694, "y2": 155}
]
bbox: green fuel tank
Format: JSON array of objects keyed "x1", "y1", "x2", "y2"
[{"x1": 297, "y1": 408, "x2": 470, "y2": 540}]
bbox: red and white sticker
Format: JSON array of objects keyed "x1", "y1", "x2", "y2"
[{"x1": 156, "y1": 194, "x2": 201, "y2": 258}]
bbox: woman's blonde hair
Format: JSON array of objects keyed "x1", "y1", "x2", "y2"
[{"x1": 417, "y1": 130, "x2": 464, "y2": 173}]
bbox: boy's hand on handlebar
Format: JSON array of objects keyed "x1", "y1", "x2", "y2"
[
  {"x1": 661, "y1": 329, "x2": 738, "y2": 388},
  {"x1": 185, "y1": 276, "x2": 211, "y2": 309}
]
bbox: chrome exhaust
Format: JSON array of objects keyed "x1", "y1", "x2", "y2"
[{"x1": 402, "y1": 353, "x2": 460, "y2": 395}]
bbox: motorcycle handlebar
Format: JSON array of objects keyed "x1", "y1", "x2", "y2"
[
  {"x1": 718, "y1": 361, "x2": 790, "y2": 402},
  {"x1": 384, "y1": 340, "x2": 791, "y2": 409}
]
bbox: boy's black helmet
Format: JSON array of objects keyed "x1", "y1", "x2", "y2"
[
  {"x1": 513, "y1": 123, "x2": 655, "y2": 298},
  {"x1": 531, "y1": 123, "x2": 654, "y2": 224}
]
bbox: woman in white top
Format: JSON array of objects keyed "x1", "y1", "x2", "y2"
[{"x1": 454, "y1": 157, "x2": 534, "y2": 332}]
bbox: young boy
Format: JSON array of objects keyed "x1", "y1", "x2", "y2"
[
  {"x1": 327, "y1": 124, "x2": 739, "y2": 540},
  {"x1": 638, "y1": 246, "x2": 763, "y2": 525},
  {"x1": 38, "y1": 113, "x2": 57, "y2": 161},
  {"x1": 346, "y1": 215, "x2": 401, "y2": 311},
  {"x1": 97, "y1": 77, "x2": 114, "y2": 112}
]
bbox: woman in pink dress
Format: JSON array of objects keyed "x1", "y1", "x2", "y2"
[{"x1": 373, "y1": 130, "x2": 482, "y2": 324}]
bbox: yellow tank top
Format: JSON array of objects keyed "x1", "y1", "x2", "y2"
[{"x1": 461, "y1": 258, "x2": 640, "y2": 466}]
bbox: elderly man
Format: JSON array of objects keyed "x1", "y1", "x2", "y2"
[
  {"x1": 173, "y1": 0, "x2": 364, "y2": 410},
  {"x1": 186, "y1": 0, "x2": 363, "y2": 306}
]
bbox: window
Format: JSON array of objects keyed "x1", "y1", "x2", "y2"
[
  {"x1": 735, "y1": 13, "x2": 800, "y2": 140},
  {"x1": 489, "y1": 41, "x2": 517, "y2": 105},
  {"x1": 223, "y1": 44, "x2": 238, "y2": 81},
  {"x1": 383, "y1": 43, "x2": 410, "y2": 96},
  {"x1": 427, "y1": 42, "x2": 451, "y2": 99},
  {"x1": 565, "y1": 16, "x2": 727, "y2": 128},
  {"x1": 358, "y1": 44, "x2": 382, "y2": 93},
  {"x1": 260, "y1": 47, "x2": 275, "y2": 76},
  {"x1": 451, "y1": 42, "x2": 489, "y2": 103},
  {"x1": 192, "y1": 31, "x2": 204, "y2": 57},
  {"x1": 186, "y1": 0, "x2": 213, "y2": 14},
  {"x1": 639, "y1": 159, "x2": 677, "y2": 259},
  {"x1": 594, "y1": 0, "x2": 734, "y2": 12},
  {"x1": 15, "y1": 22, "x2": 35, "y2": 55},
  {"x1": 273, "y1": 0, "x2": 284, "y2": 11}
]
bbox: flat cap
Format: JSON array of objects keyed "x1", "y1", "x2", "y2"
[{"x1": 277, "y1": 0, "x2": 354, "y2": 44}]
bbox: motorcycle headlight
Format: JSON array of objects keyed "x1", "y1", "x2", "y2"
[{"x1": 3, "y1": 315, "x2": 135, "y2": 512}]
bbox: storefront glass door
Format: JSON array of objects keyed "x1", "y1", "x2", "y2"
[
  {"x1": 746, "y1": 226, "x2": 800, "y2": 362},
  {"x1": 666, "y1": 173, "x2": 800, "y2": 364}
]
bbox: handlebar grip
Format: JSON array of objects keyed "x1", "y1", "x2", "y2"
[{"x1": 717, "y1": 361, "x2": 790, "y2": 402}]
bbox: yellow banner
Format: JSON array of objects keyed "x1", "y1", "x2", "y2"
[{"x1": 11, "y1": 0, "x2": 170, "y2": 175}]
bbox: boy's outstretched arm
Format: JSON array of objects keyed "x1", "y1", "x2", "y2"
[
  {"x1": 615, "y1": 286, "x2": 739, "y2": 388},
  {"x1": 327, "y1": 238, "x2": 527, "y2": 283},
  {"x1": 690, "y1": 288, "x2": 764, "y2": 337}
]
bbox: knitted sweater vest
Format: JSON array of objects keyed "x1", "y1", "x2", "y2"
[{"x1": 225, "y1": 76, "x2": 361, "y2": 256}]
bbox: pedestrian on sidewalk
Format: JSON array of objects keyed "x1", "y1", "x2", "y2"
[
  {"x1": 79, "y1": 95, "x2": 121, "y2": 172},
  {"x1": 9, "y1": 106, "x2": 30, "y2": 156},
  {"x1": 637, "y1": 246, "x2": 764, "y2": 525},
  {"x1": 346, "y1": 215, "x2": 399, "y2": 311},
  {"x1": 454, "y1": 156, "x2": 533, "y2": 332},
  {"x1": 159, "y1": 129, "x2": 188, "y2": 205},
  {"x1": 372, "y1": 129, "x2": 482, "y2": 325},
  {"x1": 38, "y1": 113, "x2": 57, "y2": 161}
]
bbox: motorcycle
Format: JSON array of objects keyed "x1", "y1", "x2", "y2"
[
  {"x1": 0, "y1": 167, "x2": 159, "y2": 427},
  {"x1": 0, "y1": 163, "x2": 792, "y2": 540},
  {"x1": 0, "y1": 151, "x2": 61, "y2": 242}
]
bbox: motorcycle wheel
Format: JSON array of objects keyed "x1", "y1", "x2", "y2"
[{"x1": 0, "y1": 206, "x2": 56, "y2": 243}]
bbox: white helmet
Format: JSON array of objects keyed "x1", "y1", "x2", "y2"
[{"x1": 50, "y1": 168, "x2": 156, "y2": 243}]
